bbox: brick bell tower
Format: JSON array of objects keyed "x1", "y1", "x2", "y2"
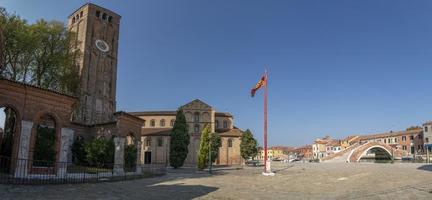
[{"x1": 68, "y1": 3, "x2": 120, "y2": 125}]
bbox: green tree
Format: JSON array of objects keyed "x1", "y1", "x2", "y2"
[
  {"x1": 0, "y1": 7, "x2": 80, "y2": 96},
  {"x1": 85, "y1": 137, "x2": 115, "y2": 167},
  {"x1": 240, "y1": 129, "x2": 258, "y2": 160},
  {"x1": 198, "y1": 124, "x2": 221, "y2": 170},
  {"x1": 30, "y1": 19, "x2": 80, "y2": 95},
  {"x1": 169, "y1": 109, "x2": 190, "y2": 169},
  {"x1": 71, "y1": 136, "x2": 87, "y2": 165},
  {"x1": 124, "y1": 144, "x2": 137, "y2": 170}
]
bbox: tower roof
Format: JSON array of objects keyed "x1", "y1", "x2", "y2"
[{"x1": 68, "y1": 3, "x2": 121, "y2": 18}]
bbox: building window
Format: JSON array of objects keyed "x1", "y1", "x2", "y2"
[
  {"x1": 394, "y1": 138, "x2": 398, "y2": 143},
  {"x1": 410, "y1": 135, "x2": 414, "y2": 141},
  {"x1": 108, "y1": 16, "x2": 112, "y2": 22},
  {"x1": 102, "y1": 13, "x2": 107, "y2": 20},
  {"x1": 402, "y1": 145, "x2": 407, "y2": 150},
  {"x1": 144, "y1": 152, "x2": 151, "y2": 164},
  {"x1": 146, "y1": 139, "x2": 151, "y2": 147},
  {"x1": 223, "y1": 120, "x2": 228, "y2": 129},
  {"x1": 426, "y1": 138, "x2": 429, "y2": 143},
  {"x1": 228, "y1": 139, "x2": 233, "y2": 148},
  {"x1": 72, "y1": 17, "x2": 76, "y2": 24},
  {"x1": 388, "y1": 139, "x2": 391, "y2": 143},
  {"x1": 426, "y1": 126, "x2": 429, "y2": 132},
  {"x1": 76, "y1": 14, "x2": 79, "y2": 20},
  {"x1": 150, "y1": 119, "x2": 155, "y2": 127},
  {"x1": 402, "y1": 136, "x2": 406, "y2": 141},
  {"x1": 215, "y1": 120, "x2": 219, "y2": 129},
  {"x1": 158, "y1": 137, "x2": 163, "y2": 147},
  {"x1": 160, "y1": 119, "x2": 165, "y2": 127},
  {"x1": 80, "y1": 11, "x2": 83, "y2": 18},
  {"x1": 384, "y1": 139, "x2": 386, "y2": 144},
  {"x1": 194, "y1": 112, "x2": 200, "y2": 122},
  {"x1": 194, "y1": 124, "x2": 200, "y2": 133},
  {"x1": 170, "y1": 119, "x2": 175, "y2": 127}
]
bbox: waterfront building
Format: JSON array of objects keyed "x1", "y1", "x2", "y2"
[{"x1": 358, "y1": 128, "x2": 424, "y2": 156}]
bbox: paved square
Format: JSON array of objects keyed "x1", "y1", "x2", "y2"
[{"x1": 1, "y1": 163, "x2": 432, "y2": 200}]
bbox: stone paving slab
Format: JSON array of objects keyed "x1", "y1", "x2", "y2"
[{"x1": 1, "y1": 162, "x2": 432, "y2": 200}]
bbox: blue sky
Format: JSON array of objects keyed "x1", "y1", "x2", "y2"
[{"x1": 2, "y1": 0, "x2": 432, "y2": 147}]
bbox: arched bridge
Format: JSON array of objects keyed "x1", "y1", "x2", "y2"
[{"x1": 321, "y1": 142, "x2": 407, "y2": 163}]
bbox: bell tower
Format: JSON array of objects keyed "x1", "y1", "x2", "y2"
[{"x1": 68, "y1": 3, "x2": 120, "y2": 125}]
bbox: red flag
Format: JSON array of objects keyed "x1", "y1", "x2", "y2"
[{"x1": 251, "y1": 73, "x2": 267, "y2": 97}]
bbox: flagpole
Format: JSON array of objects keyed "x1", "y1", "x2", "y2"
[{"x1": 264, "y1": 70, "x2": 268, "y2": 173}]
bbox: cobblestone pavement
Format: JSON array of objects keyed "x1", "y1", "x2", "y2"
[{"x1": 1, "y1": 163, "x2": 432, "y2": 200}]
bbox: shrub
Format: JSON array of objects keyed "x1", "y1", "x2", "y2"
[
  {"x1": 71, "y1": 136, "x2": 87, "y2": 165},
  {"x1": 85, "y1": 137, "x2": 114, "y2": 167},
  {"x1": 124, "y1": 144, "x2": 137, "y2": 169}
]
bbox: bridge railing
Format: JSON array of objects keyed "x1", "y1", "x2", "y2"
[{"x1": 321, "y1": 143, "x2": 361, "y2": 162}]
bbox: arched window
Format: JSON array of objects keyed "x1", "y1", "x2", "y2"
[
  {"x1": 170, "y1": 119, "x2": 175, "y2": 127},
  {"x1": 223, "y1": 120, "x2": 228, "y2": 129},
  {"x1": 0, "y1": 106, "x2": 18, "y2": 173},
  {"x1": 102, "y1": 13, "x2": 107, "y2": 20},
  {"x1": 72, "y1": 17, "x2": 75, "y2": 24},
  {"x1": 194, "y1": 124, "x2": 200, "y2": 133},
  {"x1": 150, "y1": 119, "x2": 156, "y2": 127},
  {"x1": 127, "y1": 133, "x2": 136, "y2": 145},
  {"x1": 194, "y1": 112, "x2": 200, "y2": 123},
  {"x1": 146, "y1": 138, "x2": 151, "y2": 147},
  {"x1": 33, "y1": 114, "x2": 57, "y2": 167},
  {"x1": 228, "y1": 139, "x2": 233, "y2": 148},
  {"x1": 215, "y1": 120, "x2": 220, "y2": 129},
  {"x1": 157, "y1": 137, "x2": 163, "y2": 147},
  {"x1": 160, "y1": 119, "x2": 165, "y2": 127}
]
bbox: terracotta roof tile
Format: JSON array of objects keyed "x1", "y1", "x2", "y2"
[{"x1": 141, "y1": 128, "x2": 172, "y2": 136}]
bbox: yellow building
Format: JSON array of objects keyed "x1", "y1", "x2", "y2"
[
  {"x1": 258, "y1": 147, "x2": 287, "y2": 160},
  {"x1": 341, "y1": 136, "x2": 360, "y2": 149}
]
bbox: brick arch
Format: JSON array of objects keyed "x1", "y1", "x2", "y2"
[
  {"x1": 348, "y1": 142, "x2": 394, "y2": 162},
  {"x1": 29, "y1": 111, "x2": 62, "y2": 174},
  {"x1": 0, "y1": 104, "x2": 22, "y2": 171}
]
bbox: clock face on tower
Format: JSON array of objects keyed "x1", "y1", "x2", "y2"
[{"x1": 95, "y1": 39, "x2": 110, "y2": 53}]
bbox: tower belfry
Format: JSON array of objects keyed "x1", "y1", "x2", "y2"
[{"x1": 68, "y1": 3, "x2": 120, "y2": 125}]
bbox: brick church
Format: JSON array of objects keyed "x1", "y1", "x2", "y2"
[{"x1": 0, "y1": 3, "x2": 244, "y2": 177}]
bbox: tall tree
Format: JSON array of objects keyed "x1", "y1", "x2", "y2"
[
  {"x1": 198, "y1": 124, "x2": 221, "y2": 170},
  {"x1": 169, "y1": 109, "x2": 190, "y2": 169},
  {"x1": 0, "y1": 7, "x2": 80, "y2": 95},
  {"x1": 240, "y1": 129, "x2": 258, "y2": 160}
]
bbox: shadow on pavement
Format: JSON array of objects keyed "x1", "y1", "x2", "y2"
[
  {"x1": 0, "y1": 169, "x2": 222, "y2": 200},
  {"x1": 417, "y1": 165, "x2": 432, "y2": 172}
]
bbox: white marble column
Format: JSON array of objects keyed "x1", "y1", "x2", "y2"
[
  {"x1": 135, "y1": 141, "x2": 142, "y2": 174},
  {"x1": 14, "y1": 120, "x2": 33, "y2": 178},
  {"x1": 57, "y1": 128, "x2": 74, "y2": 177},
  {"x1": 113, "y1": 137, "x2": 125, "y2": 175}
]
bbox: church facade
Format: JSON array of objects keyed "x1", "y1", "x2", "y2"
[{"x1": 130, "y1": 99, "x2": 244, "y2": 167}]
